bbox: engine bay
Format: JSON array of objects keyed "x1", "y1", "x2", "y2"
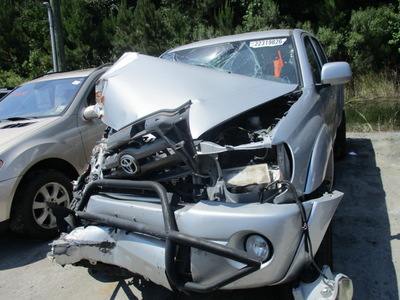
[{"x1": 77, "y1": 93, "x2": 299, "y2": 206}]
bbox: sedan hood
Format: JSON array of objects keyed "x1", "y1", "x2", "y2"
[
  {"x1": 0, "y1": 118, "x2": 57, "y2": 154},
  {"x1": 97, "y1": 53, "x2": 298, "y2": 139}
]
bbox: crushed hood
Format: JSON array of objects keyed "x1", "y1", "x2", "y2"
[{"x1": 98, "y1": 52, "x2": 298, "y2": 139}]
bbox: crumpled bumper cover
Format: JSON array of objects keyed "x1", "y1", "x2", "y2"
[
  {"x1": 49, "y1": 179, "x2": 346, "y2": 293},
  {"x1": 293, "y1": 265, "x2": 353, "y2": 300}
]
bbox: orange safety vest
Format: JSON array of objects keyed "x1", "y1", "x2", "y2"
[{"x1": 274, "y1": 50, "x2": 284, "y2": 77}]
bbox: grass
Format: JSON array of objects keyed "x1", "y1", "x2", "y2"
[
  {"x1": 344, "y1": 71, "x2": 400, "y2": 132},
  {"x1": 345, "y1": 70, "x2": 399, "y2": 100}
]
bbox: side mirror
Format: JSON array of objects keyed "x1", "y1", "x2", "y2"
[
  {"x1": 321, "y1": 62, "x2": 352, "y2": 85},
  {"x1": 83, "y1": 105, "x2": 99, "y2": 120}
]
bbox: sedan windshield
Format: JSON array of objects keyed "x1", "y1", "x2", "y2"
[
  {"x1": 162, "y1": 37, "x2": 299, "y2": 84},
  {"x1": 0, "y1": 77, "x2": 84, "y2": 120}
]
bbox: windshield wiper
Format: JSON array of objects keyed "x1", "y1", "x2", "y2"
[{"x1": 4, "y1": 117, "x2": 37, "y2": 121}]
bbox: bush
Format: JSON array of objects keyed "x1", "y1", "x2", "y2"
[
  {"x1": 0, "y1": 70, "x2": 26, "y2": 87},
  {"x1": 345, "y1": 5, "x2": 397, "y2": 73}
]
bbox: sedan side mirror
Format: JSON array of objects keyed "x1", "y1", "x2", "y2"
[
  {"x1": 321, "y1": 62, "x2": 352, "y2": 85},
  {"x1": 83, "y1": 105, "x2": 99, "y2": 120}
]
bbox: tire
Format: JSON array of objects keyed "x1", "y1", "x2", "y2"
[
  {"x1": 10, "y1": 170, "x2": 72, "y2": 240},
  {"x1": 334, "y1": 110, "x2": 346, "y2": 160}
]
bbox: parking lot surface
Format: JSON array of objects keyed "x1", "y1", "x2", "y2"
[{"x1": 1, "y1": 132, "x2": 399, "y2": 299}]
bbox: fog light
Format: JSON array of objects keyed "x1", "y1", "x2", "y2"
[{"x1": 245, "y1": 234, "x2": 271, "y2": 261}]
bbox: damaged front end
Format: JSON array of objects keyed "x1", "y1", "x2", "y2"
[{"x1": 50, "y1": 53, "x2": 351, "y2": 298}]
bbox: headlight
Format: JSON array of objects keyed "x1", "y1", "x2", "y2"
[{"x1": 245, "y1": 234, "x2": 271, "y2": 261}]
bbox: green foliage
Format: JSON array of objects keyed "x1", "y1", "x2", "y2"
[
  {"x1": 214, "y1": 1, "x2": 235, "y2": 36},
  {"x1": 0, "y1": 1, "x2": 18, "y2": 71},
  {"x1": 191, "y1": 23, "x2": 218, "y2": 42},
  {"x1": 61, "y1": 0, "x2": 113, "y2": 69},
  {"x1": 0, "y1": 0, "x2": 399, "y2": 82},
  {"x1": 22, "y1": 48, "x2": 53, "y2": 77},
  {"x1": 389, "y1": 0, "x2": 400, "y2": 53},
  {"x1": 241, "y1": 0, "x2": 289, "y2": 32},
  {"x1": 131, "y1": 0, "x2": 163, "y2": 55},
  {"x1": 103, "y1": 0, "x2": 136, "y2": 60},
  {"x1": 295, "y1": 21, "x2": 315, "y2": 36},
  {"x1": 12, "y1": 1, "x2": 50, "y2": 78},
  {"x1": 317, "y1": 27, "x2": 345, "y2": 60},
  {"x1": 345, "y1": 71, "x2": 400, "y2": 131},
  {"x1": 316, "y1": 0, "x2": 346, "y2": 28},
  {"x1": 0, "y1": 70, "x2": 25, "y2": 87},
  {"x1": 346, "y1": 71, "x2": 400, "y2": 100},
  {"x1": 345, "y1": 5, "x2": 397, "y2": 73},
  {"x1": 156, "y1": 5, "x2": 192, "y2": 49}
]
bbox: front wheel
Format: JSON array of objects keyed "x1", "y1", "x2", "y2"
[{"x1": 10, "y1": 170, "x2": 72, "y2": 240}]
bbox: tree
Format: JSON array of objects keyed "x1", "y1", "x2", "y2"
[
  {"x1": 0, "y1": 1, "x2": 18, "y2": 71},
  {"x1": 389, "y1": 0, "x2": 400, "y2": 53},
  {"x1": 317, "y1": 27, "x2": 345, "y2": 61},
  {"x1": 0, "y1": 0, "x2": 51, "y2": 83},
  {"x1": 214, "y1": 1, "x2": 235, "y2": 36},
  {"x1": 241, "y1": 0, "x2": 290, "y2": 32},
  {"x1": 1, "y1": 0, "x2": 399, "y2": 82},
  {"x1": 103, "y1": 0, "x2": 136, "y2": 60},
  {"x1": 17, "y1": 1, "x2": 53, "y2": 78},
  {"x1": 345, "y1": 5, "x2": 397, "y2": 72},
  {"x1": 156, "y1": 4, "x2": 192, "y2": 50},
  {"x1": 131, "y1": 0, "x2": 164, "y2": 55},
  {"x1": 61, "y1": 0, "x2": 113, "y2": 69}
]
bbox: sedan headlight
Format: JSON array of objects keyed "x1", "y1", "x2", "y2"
[{"x1": 245, "y1": 234, "x2": 271, "y2": 261}]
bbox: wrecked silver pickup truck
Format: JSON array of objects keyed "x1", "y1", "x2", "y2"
[{"x1": 50, "y1": 29, "x2": 353, "y2": 299}]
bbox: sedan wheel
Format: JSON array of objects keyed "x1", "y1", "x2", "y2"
[
  {"x1": 10, "y1": 170, "x2": 72, "y2": 240},
  {"x1": 32, "y1": 181, "x2": 69, "y2": 229}
]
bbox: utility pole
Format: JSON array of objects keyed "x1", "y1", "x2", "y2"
[
  {"x1": 44, "y1": 2, "x2": 57, "y2": 72},
  {"x1": 50, "y1": 0, "x2": 66, "y2": 71},
  {"x1": 44, "y1": 1, "x2": 66, "y2": 72}
]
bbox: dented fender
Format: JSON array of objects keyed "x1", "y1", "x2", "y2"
[{"x1": 304, "y1": 124, "x2": 333, "y2": 194}]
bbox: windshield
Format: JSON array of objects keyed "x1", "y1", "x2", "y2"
[
  {"x1": 162, "y1": 37, "x2": 299, "y2": 85},
  {"x1": 0, "y1": 77, "x2": 85, "y2": 120}
]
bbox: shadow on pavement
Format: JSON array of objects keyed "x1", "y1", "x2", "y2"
[
  {"x1": 0, "y1": 230, "x2": 51, "y2": 270},
  {"x1": 95, "y1": 272, "x2": 290, "y2": 300},
  {"x1": 89, "y1": 267, "x2": 290, "y2": 299},
  {"x1": 333, "y1": 138, "x2": 399, "y2": 299}
]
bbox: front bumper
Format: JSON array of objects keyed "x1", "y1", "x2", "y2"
[
  {"x1": 0, "y1": 176, "x2": 19, "y2": 222},
  {"x1": 50, "y1": 179, "x2": 343, "y2": 292}
]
